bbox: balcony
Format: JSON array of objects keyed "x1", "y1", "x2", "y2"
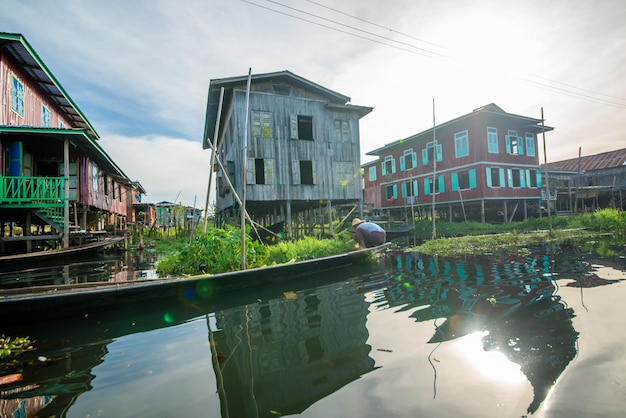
[{"x1": 0, "y1": 176, "x2": 67, "y2": 208}]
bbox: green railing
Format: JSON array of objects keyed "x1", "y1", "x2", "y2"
[{"x1": 0, "y1": 176, "x2": 67, "y2": 206}]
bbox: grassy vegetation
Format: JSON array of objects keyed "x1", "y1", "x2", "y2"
[
  {"x1": 156, "y1": 225, "x2": 356, "y2": 276},
  {"x1": 152, "y1": 209, "x2": 624, "y2": 275},
  {"x1": 412, "y1": 208, "x2": 625, "y2": 256}
]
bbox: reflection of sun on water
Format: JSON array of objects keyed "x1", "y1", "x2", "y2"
[{"x1": 452, "y1": 331, "x2": 526, "y2": 385}]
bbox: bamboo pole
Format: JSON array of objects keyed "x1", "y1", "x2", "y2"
[
  {"x1": 203, "y1": 87, "x2": 225, "y2": 233},
  {"x1": 541, "y1": 107, "x2": 553, "y2": 236},
  {"x1": 431, "y1": 98, "x2": 437, "y2": 240},
  {"x1": 241, "y1": 69, "x2": 252, "y2": 270}
]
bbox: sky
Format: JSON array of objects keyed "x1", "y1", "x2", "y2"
[{"x1": 2, "y1": 0, "x2": 625, "y2": 209}]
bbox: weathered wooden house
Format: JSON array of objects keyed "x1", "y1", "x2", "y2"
[
  {"x1": 0, "y1": 32, "x2": 141, "y2": 254},
  {"x1": 543, "y1": 147, "x2": 626, "y2": 213},
  {"x1": 363, "y1": 104, "x2": 553, "y2": 223},
  {"x1": 203, "y1": 70, "x2": 372, "y2": 238}
]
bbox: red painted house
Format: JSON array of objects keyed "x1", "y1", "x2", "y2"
[
  {"x1": 363, "y1": 104, "x2": 553, "y2": 223},
  {"x1": 0, "y1": 32, "x2": 142, "y2": 254}
]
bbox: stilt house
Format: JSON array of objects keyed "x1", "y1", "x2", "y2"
[
  {"x1": 203, "y1": 70, "x2": 372, "y2": 238},
  {"x1": 0, "y1": 32, "x2": 142, "y2": 254},
  {"x1": 362, "y1": 104, "x2": 553, "y2": 223},
  {"x1": 543, "y1": 147, "x2": 626, "y2": 214}
]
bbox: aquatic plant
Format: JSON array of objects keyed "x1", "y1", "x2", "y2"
[
  {"x1": 0, "y1": 336, "x2": 33, "y2": 359},
  {"x1": 155, "y1": 226, "x2": 355, "y2": 276}
]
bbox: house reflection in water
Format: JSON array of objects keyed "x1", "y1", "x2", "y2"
[
  {"x1": 372, "y1": 250, "x2": 579, "y2": 414},
  {"x1": 207, "y1": 283, "x2": 376, "y2": 417}
]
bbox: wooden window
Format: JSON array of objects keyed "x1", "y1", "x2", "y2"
[
  {"x1": 451, "y1": 169, "x2": 477, "y2": 191},
  {"x1": 424, "y1": 175, "x2": 444, "y2": 195},
  {"x1": 487, "y1": 127, "x2": 498, "y2": 153},
  {"x1": 11, "y1": 76, "x2": 24, "y2": 117},
  {"x1": 248, "y1": 158, "x2": 275, "y2": 185},
  {"x1": 381, "y1": 155, "x2": 396, "y2": 175},
  {"x1": 506, "y1": 130, "x2": 524, "y2": 155},
  {"x1": 293, "y1": 160, "x2": 314, "y2": 184},
  {"x1": 526, "y1": 169, "x2": 540, "y2": 188},
  {"x1": 486, "y1": 167, "x2": 505, "y2": 188},
  {"x1": 300, "y1": 160, "x2": 314, "y2": 184},
  {"x1": 368, "y1": 166, "x2": 377, "y2": 181},
  {"x1": 385, "y1": 184, "x2": 398, "y2": 200},
  {"x1": 400, "y1": 149, "x2": 417, "y2": 171},
  {"x1": 251, "y1": 111, "x2": 272, "y2": 138},
  {"x1": 118, "y1": 184, "x2": 122, "y2": 201},
  {"x1": 422, "y1": 141, "x2": 442, "y2": 165},
  {"x1": 401, "y1": 180, "x2": 418, "y2": 197},
  {"x1": 42, "y1": 105, "x2": 50, "y2": 127},
  {"x1": 92, "y1": 162, "x2": 99, "y2": 192},
  {"x1": 454, "y1": 130, "x2": 469, "y2": 158},
  {"x1": 334, "y1": 120, "x2": 350, "y2": 142},
  {"x1": 290, "y1": 114, "x2": 313, "y2": 140},
  {"x1": 507, "y1": 168, "x2": 526, "y2": 188},
  {"x1": 525, "y1": 133, "x2": 536, "y2": 157}
]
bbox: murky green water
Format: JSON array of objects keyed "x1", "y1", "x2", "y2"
[{"x1": 1, "y1": 245, "x2": 625, "y2": 417}]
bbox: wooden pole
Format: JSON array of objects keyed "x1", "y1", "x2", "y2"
[
  {"x1": 241, "y1": 68, "x2": 252, "y2": 270},
  {"x1": 204, "y1": 87, "x2": 225, "y2": 233},
  {"x1": 63, "y1": 138, "x2": 70, "y2": 248},
  {"x1": 431, "y1": 98, "x2": 437, "y2": 240},
  {"x1": 541, "y1": 107, "x2": 553, "y2": 236}
]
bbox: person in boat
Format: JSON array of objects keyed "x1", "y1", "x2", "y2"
[{"x1": 351, "y1": 218, "x2": 386, "y2": 248}]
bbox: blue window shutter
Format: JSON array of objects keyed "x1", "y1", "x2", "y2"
[
  {"x1": 413, "y1": 180, "x2": 418, "y2": 196},
  {"x1": 400, "y1": 156, "x2": 405, "y2": 171},
  {"x1": 438, "y1": 175, "x2": 445, "y2": 192},
  {"x1": 381, "y1": 162, "x2": 386, "y2": 176},
  {"x1": 486, "y1": 167, "x2": 492, "y2": 187},
  {"x1": 422, "y1": 148, "x2": 428, "y2": 165},
  {"x1": 393, "y1": 184, "x2": 398, "y2": 199},
  {"x1": 518, "y1": 136, "x2": 524, "y2": 155},
  {"x1": 506, "y1": 136, "x2": 512, "y2": 154},
  {"x1": 499, "y1": 168, "x2": 505, "y2": 187},
  {"x1": 469, "y1": 169, "x2": 477, "y2": 188},
  {"x1": 391, "y1": 158, "x2": 396, "y2": 173},
  {"x1": 436, "y1": 144, "x2": 443, "y2": 162},
  {"x1": 424, "y1": 178, "x2": 430, "y2": 195},
  {"x1": 507, "y1": 169, "x2": 513, "y2": 187},
  {"x1": 412, "y1": 152, "x2": 417, "y2": 168},
  {"x1": 537, "y1": 171, "x2": 542, "y2": 187},
  {"x1": 520, "y1": 170, "x2": 526, "y2": 187},
  {"x1": 8, "y1": 141, "x2": 23, "y2": 176},
  {"x1": 401, "y1": 182, "x2": 407, "y2": 197},
  {"x1": 451, "y1": 173, "x2": 459, "y2": 191},
  {"x1": 525, "y1": 169, "x2": 531, "y2": 187}
]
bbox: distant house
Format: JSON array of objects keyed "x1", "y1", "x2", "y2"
[
  {"x1": 203, "y1": 70, "x2": 372, "y2": 238},
  {"x1": 543, "y1": 147, "x2": 626, "y2": 213},
  {"x1": 154, "y1": 201, "x2": 202, "y2": 229},
  {"x1": 363, "y1": 104, "x2": 553, "y2": 223},
  {"x1": 0, "y1": 32, "x2": 143, "y2": 254}
]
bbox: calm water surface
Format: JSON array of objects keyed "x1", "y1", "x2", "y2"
[{"x1": 1, "y1": 245, "x2": 625, "y2": 417}]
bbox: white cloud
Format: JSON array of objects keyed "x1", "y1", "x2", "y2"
[{"x1": 99, "y1": 134, "x2": 212, "y2": 208}]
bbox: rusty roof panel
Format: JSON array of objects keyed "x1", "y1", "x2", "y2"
[{"x1": 546, "y1": 148, "x2": 626, "y2": 172}]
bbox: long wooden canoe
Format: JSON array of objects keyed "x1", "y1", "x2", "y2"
[
  {"x1": 0, "y1": 236, "x2": 124, "y2": 266},
  {"x1": 0, "y1": 242, "x2": 391, "y2": 322}
]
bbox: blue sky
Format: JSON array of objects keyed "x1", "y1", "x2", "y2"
[{"x1": 2, "y1": 0, "x2": 625, "y2": 207}]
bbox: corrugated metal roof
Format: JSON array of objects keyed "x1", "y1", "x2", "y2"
[
  {"x1": 0, "y1": 32, "x2": 98, "y2": 139},
  {"x1": 203, "y1": 70, "x2": 372, "y2": 149},
  {"x1": 366, "y1": 103, "x2": 553, "y2": 156},
  {"x1": 545, "y1": 147, "x2": 626, "y2": 172}
]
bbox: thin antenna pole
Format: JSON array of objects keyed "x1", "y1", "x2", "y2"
[
  {"x1": 431, "y1": 98, "x2": 437, "y2": 240},
  {"x1": 241, "y1": 68, "x2": 252, "y2": 270},
  {"x1": 541, "y1": 107, "x2": 553, "y2": 236}
]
